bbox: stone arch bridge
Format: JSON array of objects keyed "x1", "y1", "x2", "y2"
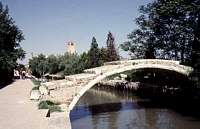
[{"x1": 41, "y1": 59, "x2": 193, "y2": 112}]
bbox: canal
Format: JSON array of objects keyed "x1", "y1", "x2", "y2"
[{"x1": 70, "y1": 85, "x2": 200, "y2": 129}]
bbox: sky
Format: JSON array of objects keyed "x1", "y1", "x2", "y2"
[{"x1": 1, "y1": 0, "x2": 152, "y2": 64}]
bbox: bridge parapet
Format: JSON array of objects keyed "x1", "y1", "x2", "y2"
[
  {"x1": 84, "y1": 59, "x2": 193, "y2": 75},
  {"x1": 104, "y1": 59, "x2": 180, "y2": 66},
  {"x1": 132, "y1": 59, "x2": 179, "y2": 65},
  {"x1": 103, "y1": 59, "x2": 193, "y2": 76},
  {"x1": 84, "y1": 65, "x2": 122, "y2": 74}
]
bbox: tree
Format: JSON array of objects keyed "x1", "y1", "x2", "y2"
[
  {"x1": 61, "y1": 53, "x2": 85, "y2": 75},
  {"x1": 106, "y1": 32, "x2": 119, "y2": 61},
  {"x1": 29, "y1": 54, "x2": 48, "y2": 78},
  {"x1": 99, "y1": 47, "x2": 108, "y2": 65},
  {"x1": 88, "y1": 37, "x2": 100, "y2": 68},
  {"x1": 29, "y1": 52, "x2": 89, "y2": 77},
  {"x1": 0, "y1": 2, "x2": 25, "y2": 86},
  {"x1": 121, "y1": 0, "x2": 200, "y2": 85},
  {"x1": 47, "y1": 55, "x2": 59, "y2": 74},
  {"x1": 151, "y1": 0, "x2": 195, "y2": 63},
  {"x1": 120, "y1": 1, "x2": 193, "y2": 61},
  {"x1": 151, "y1": 0, "x2": 200, "y2": 85},
  {"x1": 190, "y1": 37, "x2": 200, "y2": 87},
  {"x1": 120, "y1": 3, "x2": 159, "y2": 59},
  {"x1": 79, "y1": 52, "x2": 90, "y2": 69}
]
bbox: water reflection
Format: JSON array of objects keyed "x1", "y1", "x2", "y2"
[{"x1": 70, "y1": 86, "x2": 200, "y2": 129}]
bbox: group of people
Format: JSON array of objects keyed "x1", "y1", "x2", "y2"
[{"x1": 14, "y1": 69, "x2": 27, "y2": 79}]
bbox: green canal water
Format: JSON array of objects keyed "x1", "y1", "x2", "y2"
[{"x1": 70, "y1": 85, "x2": 200, "y2": 129}]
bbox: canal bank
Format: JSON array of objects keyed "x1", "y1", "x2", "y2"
[{"x1": 98, "y1": 79, "x2": 186, "y2": 97}]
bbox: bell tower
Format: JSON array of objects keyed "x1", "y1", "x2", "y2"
[{"x1": 67, "y1": 41, "x2": 76, "y2": 54}]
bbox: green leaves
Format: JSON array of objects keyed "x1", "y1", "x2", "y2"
[
  {"x1": 88, "y1": 37, "x2": 100, "y2": 68},
  {"x1": 29, "y1": 53, "x2": 89, "y2": 77},
  {"x1": 0, "y1": 2, "x2": 25, "y2": 85},
  {"x1": 106, "y1": 32, "x2": 119, "y2": 61},
  {"x1": 120, "y1": 0, "x2": 200, "y2": 85},
  {"x1": 38, "y1": 100, "x2": 61, "y2": 113},
  {"x1": 120, "y1": 0, "x2": 200, "y2": 62}
]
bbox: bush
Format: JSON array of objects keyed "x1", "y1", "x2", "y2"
[
  {"x1": 49, "y1": 105, "x2": 62, "y2": 113},
  {"x1": 38, "y1": 100, "x2": 62, "y2": 113},
  {"x1": 31, "y1": 79, "x2": 41, "y2": 86},
  {"x1": 32, "y1": 86, "x2": 39, "y2": 90},
  {"x1": 38, "y1": 100, "x2": 54, "y2": 109}
]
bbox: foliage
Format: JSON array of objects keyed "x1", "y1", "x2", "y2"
[
  {"x1": 31, "y1": 79, "x2": 40, "y2": 90},
  {"x1": 32, "y1": 86, "x2": 39, "y2": 90},
  {"x1": 151, "y1": 0, "x2": 198, "y2": 64},
  {"x1": 88, "y1": 37, "x2": 100, "y2": 68},
  {"x1": 16, "y1": 64, "x2": 26, "y2": 71},
  {"x1": 29, "y1": 52, "x2": 88, "y2": 77},
  {"x1": 126, "y1": 69, "x2": 190, "y2": 87},
  {"x1": 29, "y1": 36, "x2": 118, "y2": 78},
  {"x1": 61, "y1": 53, "x2": 85, "y2": 75},
  {"x1": 120, "y1": 0, "x2": 196, "y2": 62},
  {"x1": 120, "y1": 4, "x2": 158, "y2": 59},
  {"x1": 48, "y1": 105, "x2": 62, "y2": 113},
  {"x1": 99, "y1": 47, "x2": 108, "y2": 65},
  {"x1": 79, "y1": 52, "x2": 90, "y2": 69},
  {"x1": 31, "y1": 79, "x2": 41, "y2": 86},
  {"x1": 0, "y1": 2, "x2": 25, "y2": 86},
  {"x1": 38, "y1": 100, "x2": 54, "y2": 109},
  {"x1": 106, "y1": 32, "x2": 119, "y2": 61},
  {"x1": 38, "y1": 100, "x2": 61, "y2": 113},
  {"x1": 47, "y1": 55, "x2": 59, "y2": 74},
  {"x1": 151, "y1": 0, "x2": 200, "y2": 85},
  {"x1": 29, "y1": 54, "x2": 48, "y2": 78},
  {"x1": 120, "y1": 0, "x2": 200, "y2": 86}
]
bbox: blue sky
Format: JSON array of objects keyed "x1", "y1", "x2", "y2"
[{"x1": 1, "y1": 0, "x2": 152, "y2": 64}]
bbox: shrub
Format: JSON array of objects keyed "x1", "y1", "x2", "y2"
[
  {"x1": 38, "y1": 100, "x2": 54, "y2": 109},
  {"x1": 49, "y1": 105, "x2": 62, "y2": 113},
  {"x1": 38, "y1": 100, "x2": 62, "y2": 113},
  {"x1": 32, "y1": 86, "x2": 39, "y2": 90},
  {"x1": 31, "y1": 79, "x2": 41, "y2": 86}
]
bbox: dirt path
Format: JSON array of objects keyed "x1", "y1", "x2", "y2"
[{"x1": 0, "y1": 79, "x2": 48, "y2": 129}]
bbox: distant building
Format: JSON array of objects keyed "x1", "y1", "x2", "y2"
[{"x1": 67, "y1": 41, "x2": 76, "y2": 54}]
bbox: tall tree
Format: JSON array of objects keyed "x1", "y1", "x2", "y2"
[
  {"x1": 120, "y1": 0, "x2": 194, "y2": 61},
  {"x1": 106, "y1": 32, "x2": 119, "y2": 61},
  {"x1": 151, "y1": 0, "x2": 200, "y2": 85},
  {"x1": 0, "y1": 2, "x2": 25, "y2": 86},
  {"x1": 121, "y1": 0, "x2": 200, "y2": 85},
  {"x1": 88, "y1": 37, "x2": 100, "y2": 68},
  {"x1": 152, "y1": 0, "x2": 194, "y2": 63},
  {"x1": 99, "y1": 47, "x2": 108, "y2": 65},
  {"x1": 120, "y1": 4, "x2": 158, "y2": 59}
]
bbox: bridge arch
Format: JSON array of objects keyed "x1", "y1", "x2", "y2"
[{"x1": 68, "y1": 59, "x2": 193, "y2": 110}]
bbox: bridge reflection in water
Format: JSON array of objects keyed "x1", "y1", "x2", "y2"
[{"x1": 70, "y1": 85, "x2": 200, "y2": 129}]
